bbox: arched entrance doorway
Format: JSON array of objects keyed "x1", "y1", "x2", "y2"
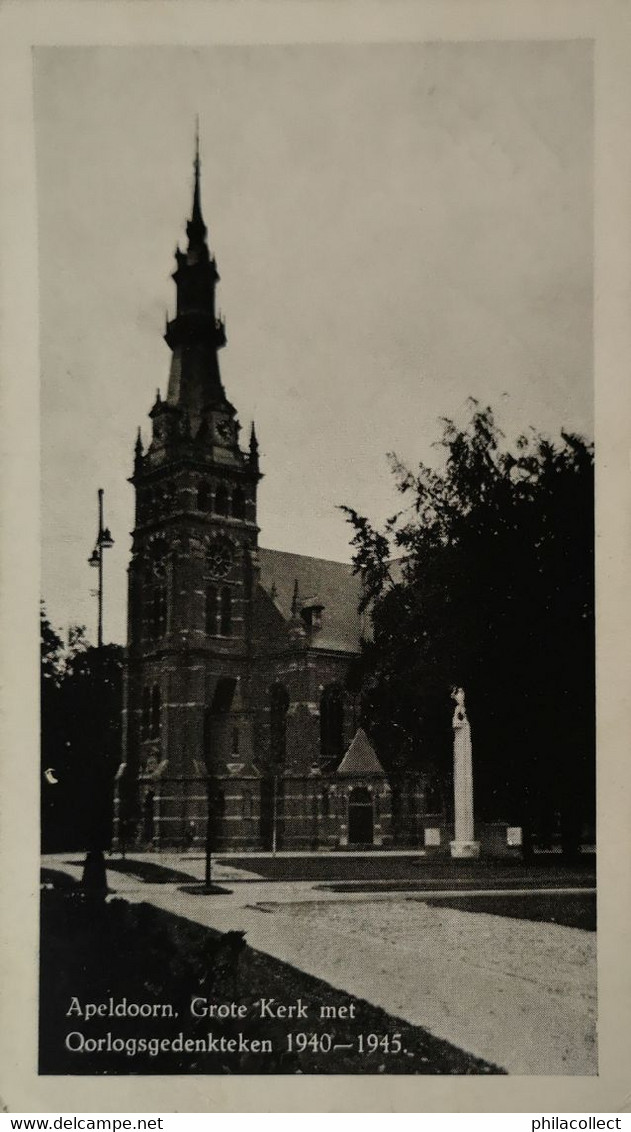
[{"x1": 348, "y1": 786, "x2": 374, "y2": 845}]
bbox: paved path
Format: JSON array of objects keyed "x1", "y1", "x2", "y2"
[{"x1": 42, "y1": 853, "x2": 597, "y2": 1076}]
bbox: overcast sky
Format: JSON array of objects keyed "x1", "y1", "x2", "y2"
[{"x1": 35, "y1": 41, "x2": 593, "y2": 645}]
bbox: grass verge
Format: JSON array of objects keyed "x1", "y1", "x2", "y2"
[
  {"x1": 218, "y1": 854, "x2": 596, "y2": 885},
  {"x1": 415, "y1": 892, "x2": 596, "y2": 931}
]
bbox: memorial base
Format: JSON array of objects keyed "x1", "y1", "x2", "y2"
[{"x1": 450, "y1": 840, "x2": 480, "y2": 859}]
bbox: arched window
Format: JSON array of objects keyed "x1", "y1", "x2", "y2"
[
  {"x1": 142, "y1": 686, "x2": 151, "y2": 739},
  {"x1": 197, "y1": 482, "x2": 211, "y2": 511},
  {"x1": 220, "y1": 587, "x2": 232, "y2": 635},
  {"x1": 270, "y1": 684, "x2": 290, "y2": 771},
  {"x1": 205, "y1": 586, "x2": 218, "y2": 636},
  {"x1": 150, "y1": 685, "x2": 161, "y2": 739},
  {"x1": 320, "y1": 683, "x2": 344, "y2": 764},
  {"x1": 232, "y1": 485, "x2": 246, "y2": 520},
  {"x1": 151, "y1": 586, "x2": 167, "y2": 638},
  {"x1": 214, "y1": 482, "x2": 229, "y2": 516}
]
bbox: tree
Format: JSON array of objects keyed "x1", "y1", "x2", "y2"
[
  {"x1": 342, "y1": 401, "x2": 594, "y2": 856},
  {"x1": 40, "y1": 601, "x2": 65, "y2": 683},
  {"x1": 40, "y1": 605, "x2": 124, "y2": 853}
]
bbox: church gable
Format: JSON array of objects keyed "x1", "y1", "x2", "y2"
[{"x1": 336, "y1": 728, "x2": 387, "y2": 777}]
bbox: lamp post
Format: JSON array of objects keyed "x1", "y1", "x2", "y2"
[
  {"x1": 204, "y1": 773, "x2": 213, "y2": 891},
  {"x1": 272, "y1": 775, "x2": 278, "y2": 855},
  {"x1": 82, "y1": 489, "x2": 115, "y2": 894},
  {"x1": 88, "y1": 488, "x2": 115, "y2": 647}
]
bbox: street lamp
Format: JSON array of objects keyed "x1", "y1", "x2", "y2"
[
  {"x1": 205, "y1": 773, "x2": 213, "y2": 891},
  {"x1": 88, "y1": 488, "x2": 115, "y2": 647},
  {"x1": 82, "y1": 488, "x2": 115, "y2": 895}
]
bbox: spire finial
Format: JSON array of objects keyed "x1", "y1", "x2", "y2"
[
  {"x1": 186, "y1": 117, "x2": 208, "y2": 256},
  {"x1": 135, "y1": 427, "x2": 143, "y2": 455},
  {"x1": 191, "y1": 116, "x2": 204, "y2": 228}
]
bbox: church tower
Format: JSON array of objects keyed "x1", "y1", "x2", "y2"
[{"x1": 121, "y1": 138, "x2": 262, "y2": 847}]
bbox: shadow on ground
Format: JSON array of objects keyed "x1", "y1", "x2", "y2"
[
  {"x1": 177, "y1": 883, "x2": 232, "y2": 896},
  {"x1": 69, "y1": 858, "x2": 200, "y2": 885}
]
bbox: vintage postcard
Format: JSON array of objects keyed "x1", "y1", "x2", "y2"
[{"x1": 1, "y1": 0, "x2": 630, "y2": 1115}]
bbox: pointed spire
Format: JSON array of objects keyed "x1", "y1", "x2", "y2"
[
  {"x1": 249, "y1": 421, "x2": 260, "y2": 472},
  {"x1": 192, "y1": 116, "x2": 203, "y2": 226},
  {"x1": 134, "y1": 427, "x2": 144, "y2": 473},
  {"x1": 164, "y1": 130, "x2": 227, "y2": 419},
  {"x1": 289, "y1": 577, "x2": 307, "y2": 642},
  {"x1": 186, "y1": 117, "x2": 208, "y2": 252}
]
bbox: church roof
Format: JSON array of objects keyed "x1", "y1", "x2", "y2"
[
  {"x1": 336, "y1": 728, "x2": 386, "y2": 777},
  {"x1": 258, "y1": 548, "x2": 368, "y2": 653}
]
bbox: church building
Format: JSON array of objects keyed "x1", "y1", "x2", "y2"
[{"x1": 118, "y1": 147, "x2": 434, "y2": 852}]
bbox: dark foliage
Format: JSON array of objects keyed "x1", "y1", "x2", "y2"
[
  {"x1": 341, "y1": 402, "x2": 595, "y2": 855},
  {"x1": 41, "y1": 604, "x2": 124, "y2": 852}
]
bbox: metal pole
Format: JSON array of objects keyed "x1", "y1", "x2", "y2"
[
  {"x1": 205, "y1": 776, "x2": 212, "y2": 890},
  {"x1": 97, "y1": 488, "x2": 104, "y2": 648},
  {"x1": 82, "y1": 488, "x2": 113, "y2": 892}
]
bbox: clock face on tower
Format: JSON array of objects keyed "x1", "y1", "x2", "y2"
[
  {"x1": 206, "y1": 539, "x2": 233, "y2": 580},
  {"x1": 215, "y1": 417, "x2": 234, "y2": 444}
]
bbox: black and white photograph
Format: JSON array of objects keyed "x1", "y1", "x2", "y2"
[
  {"x1": 3, "y1": 0, "x2": 631, "y2": 1113},
  {"x1": 33, "y1": 36, "x2": 598, "y2": 1080}
]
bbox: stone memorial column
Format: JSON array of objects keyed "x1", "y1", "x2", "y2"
[{"x1": 449, "y1": 686, "x2": 480, "y2": 859}]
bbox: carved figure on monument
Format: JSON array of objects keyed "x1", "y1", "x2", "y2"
[{"x1": 452, "y1": 685, "x2": 467, "y2": 728}]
